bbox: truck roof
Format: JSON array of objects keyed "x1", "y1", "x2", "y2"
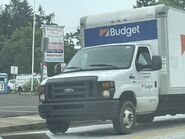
[
  {"x1": 80, "y1": 43, "x2": 149, "y2": 50},
  {"x1": 80, "y1": 4, "x2": 183, "y2": 28}
]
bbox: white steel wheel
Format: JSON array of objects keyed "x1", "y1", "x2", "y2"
[{"x1": 113, "y1": 101, "x2": 136, "y2": 134}]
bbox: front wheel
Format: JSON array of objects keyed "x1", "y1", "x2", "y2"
[
  {"x1": 46, "y1": 120, "x2": 70, "y2": 134},
  {"x1": 113, "y1": 101, "x2": 136, "y2": 134}
]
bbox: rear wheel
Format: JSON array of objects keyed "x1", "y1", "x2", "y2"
[
  {"x1": 46, "y1": 120, "x2": 70, "y2": 134},
  {"x1": 18, "y1": 87, "x2": 23, "y2": 94},
  {"x1": 8, "y1": 86, "x2": 11, "y2": 93},
  {"x1": 113, "y1": 101, "x2": 136, "y2": 134},
  {"x1": 18, "y1": 87, "x2": 23, "y2": 92}
]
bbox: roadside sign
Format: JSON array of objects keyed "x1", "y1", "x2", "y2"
[
  {"x1": 43, "y1": 25, "x2": 64, "y2": 62},
  {"x1": 45, "y1": 52, "x2": 63, "y2": 62},
  {"x1": 10, "y1": 66, "x2": 18, "y2": 74}
]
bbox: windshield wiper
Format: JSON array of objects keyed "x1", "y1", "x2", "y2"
[
  {"x1": 90, "y1": 64, "x2": 119, "y2": 69},
  {"x1": 66, "y1": 66, "x2": 83, "y2": 70}
]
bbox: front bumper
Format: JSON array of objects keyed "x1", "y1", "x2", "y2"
[{"x1": 38, "y1": 99, "x2": 119, "y2": 121}]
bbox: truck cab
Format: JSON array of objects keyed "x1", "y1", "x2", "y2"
[{"x1": 39, "y1": 42, "x2": 161, "y2": 134}]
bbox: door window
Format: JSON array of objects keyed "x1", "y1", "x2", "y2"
[{"x1": 136, "y1": 47, "x2": 152, "y2": 69}]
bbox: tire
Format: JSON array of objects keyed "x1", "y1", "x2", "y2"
[
  {"x1": 113, "y1": 101, "x2": 136, "y2": 134},
  {"x1": 18, "y1": 87, "x2": 23, "y2": 94},
  {"x1": 46, "y1": 120, "x2": 70, "y2": 134},
  {"x1": 8, "y1": 86, "x2": 11, "y2": 93},
  {"x1": 137, "y1": 113, "x2": 155, "y2": 123}
]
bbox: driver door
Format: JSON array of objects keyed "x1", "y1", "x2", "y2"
[{"x1": 135, "y1": 46, "x2": 159, "y2": 113}]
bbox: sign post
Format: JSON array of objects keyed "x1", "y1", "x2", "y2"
[
  {"x1": 10, "y1": 66, "x2": 18, "y2": 93},
  {"x1": 41, "y1": 25, "x2": 65, "y2": 80},
  {"x1": 41, "y1": 37, "x2": 49, "y2": 81}
]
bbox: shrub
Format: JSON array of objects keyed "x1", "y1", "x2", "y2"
[{"x1": 23, "y1": 79, "x2": 40, "y2": 92}]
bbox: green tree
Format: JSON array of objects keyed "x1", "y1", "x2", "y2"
[
  {"x1": 0, "y1": 24, "x2": 42, "y2": 75},
  {"x1": 35, "y1": 5, "x2": 55, "y2": 28},
  {"x1": 0, "y1": 0, "x2": 55, "y2": 76},
  {"x1": 134, "y1": 0, "x2": 158, "y2": 8},
  {"x1": 0, "y1": 0, "x2": 81, "y2": 77},
  {"x1": 0, "y1": 0, "x2": 33, "y2": 37},
  {"x1": 159, "y1": 0, "x2": 185, "y2": 8},
  {"x1": 134, "y1": 0, "x2": 185, "y2": 9},
  {"x1": 64, "y1": 28, "x2": 80, "y2": 63}
]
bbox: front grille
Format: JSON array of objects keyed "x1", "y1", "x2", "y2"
[{"x1": 45, "y1": 76, "x2": 97, "y2": 100}]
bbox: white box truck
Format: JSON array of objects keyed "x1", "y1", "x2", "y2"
[{"x1": 38, "y1": 5, "x2": 185, "y2": 134}]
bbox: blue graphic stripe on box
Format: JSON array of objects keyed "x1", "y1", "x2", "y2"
[{"x1": 84, "y1": 19, "x2": 158, "y2": 47}]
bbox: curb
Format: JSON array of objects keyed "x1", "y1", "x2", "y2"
[
  {"x1": 1, "y1": 133, "x2": 49, "y2": 139},
  {"x1": 0, "y1": 122, "x2": 45, "y2": 134},
  {"x1": 0, "y1": 120, "x2": 111, "y2": 134}
]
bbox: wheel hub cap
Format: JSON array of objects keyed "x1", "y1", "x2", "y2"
[{"x1": 123, "y1": 108, "x2": 134, "y2": 128}]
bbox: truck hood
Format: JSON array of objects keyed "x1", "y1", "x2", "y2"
[{"x1": 41, "y1": 69, "x2": 130, "y2": 85}]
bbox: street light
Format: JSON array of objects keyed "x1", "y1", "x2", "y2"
[{"x1": 31, "y1": 0, "x2": 36, "y2": 92}]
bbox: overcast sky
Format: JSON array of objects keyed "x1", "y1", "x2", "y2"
[{"x1": 1, "y1": 0, "x2": 136, "y2": 32}]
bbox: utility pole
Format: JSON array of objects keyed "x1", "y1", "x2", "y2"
[
  {"x1": 31, "y1": 0, "x2": 36, "y2": 92},
  {"x1": 41, "y1": 37, "x2": 48, "y2": 82}
]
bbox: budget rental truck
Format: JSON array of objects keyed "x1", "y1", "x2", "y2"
[{"x1": 39, "y1": 5, "x2": 185, "y2": 134}]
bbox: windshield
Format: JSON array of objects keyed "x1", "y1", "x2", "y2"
[{"x1": 65, "y1": 45, "x2": 135, "y2": 72}]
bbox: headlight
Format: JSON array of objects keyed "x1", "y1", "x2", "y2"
[
  {"x1": 39, "y1": 93, "x2": 45, "y2": 102},
  {"x1": 98, "y1": 81, "x2": 115, "y2": 99},
  {"x1": 39, "y1": 85, "x2": 45, "y2": 102},
  {"x1": 102, "y1": 90, "x2": 110, "y2": 98}
]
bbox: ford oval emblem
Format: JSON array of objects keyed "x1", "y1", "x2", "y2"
[{"x1": 64, "y1": 88, "x2": 74, "y2": 93}]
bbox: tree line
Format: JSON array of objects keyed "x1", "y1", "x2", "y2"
[
  {"x1": 0, "y1": 0, "x2": 184, "y2": 78},
  {"x1": 0, "y1": 0, "x2": 78, "y2": 77},
  {"x1": 134, "y1": 0, "x2": 185, "y2": 8}
]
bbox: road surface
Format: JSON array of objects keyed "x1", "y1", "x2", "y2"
[
  {"x1": 2, "y1": 114, "x2": 185, "y2": 139},
  {"x1": 0, "y1": 94, "x2": 38, "y2": 117}
]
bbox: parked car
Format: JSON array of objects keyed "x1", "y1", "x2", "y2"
[
  {"x1": 16, "y1": 74, "x2": 40, "y2": 92},
  {"x1": 8, "y1": 79, "x2": 16, "y2": 91}
]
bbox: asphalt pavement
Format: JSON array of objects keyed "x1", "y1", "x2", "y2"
[
  {"x1": 1, "y1": 114, "x2": 185, "y2": 139},
  {"x1": 1, "y1": 93, "x2": 185, "y2": 139},
  {"x1": 0, "y1": 93, "x2": 38, "y2": 118},
  {"x1": 0, "y1": 93, "x2": 108, "y2": 135},
  {"x1": 0, "y1": 115, "x2": 45, "y2": 134}
]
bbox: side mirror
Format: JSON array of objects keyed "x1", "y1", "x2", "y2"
[
  {"x1": 54, "y1": 63, "x2": 66, "y2": 75},
  {"x1": 54, "y1": 64, "x2": 62, "y2": 75},
  {"x1": 152, "y1": 55, "x2": 162, "y2": 71}
]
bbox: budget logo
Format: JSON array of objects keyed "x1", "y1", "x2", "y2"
[
  {"x1": 99, "y1": 25, "x2": 141, "y2": 38},
  {"x1": 110, "y1": 25, "x2": 140, "y2": 37},
  {"x1": 99, "y1": 29, "x2": 109, "y2": 37},
  {"x1": 85, "y1": 20, "x2": 157, "y2": 47},
  {"x1": 181, "y1": 35, "x2": 185, "y2": 55}
]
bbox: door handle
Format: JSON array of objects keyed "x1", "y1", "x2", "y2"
[
  {"x1": 129, "y1": 75, "x2": 135, "y2": 79},
  {"x1": 154, "y1": 81, "x2": 157, "y2": 88}
]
